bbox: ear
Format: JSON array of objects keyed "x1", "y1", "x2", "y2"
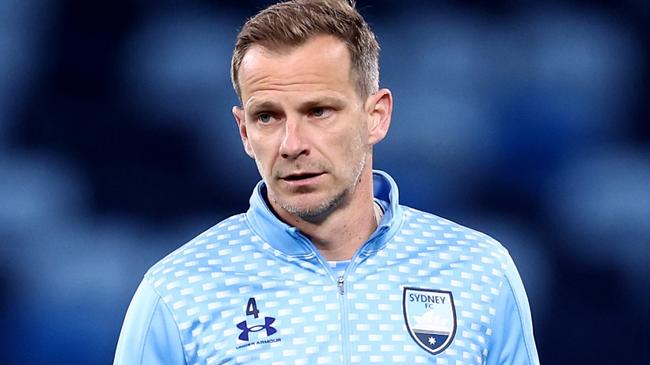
[
  {"x1": 232, "y1": 106, "x2": 255, "y2": 158},
  {"x1": 365, "y1": 88, "x2": 393, "y2": 145}
]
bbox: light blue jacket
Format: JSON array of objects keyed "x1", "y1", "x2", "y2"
[{"x1": 114, "y1": 171, "x2": 539, "y2": 364}]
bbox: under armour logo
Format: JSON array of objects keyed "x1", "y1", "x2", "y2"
[
  {"x1": 236, "y1": 316, "x2": 277, "y2": 341},
  {"x1": 236, "y1": 297, "x2": 278, "y2": 342}
]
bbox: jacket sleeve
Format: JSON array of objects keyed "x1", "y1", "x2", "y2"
[
  {"x1": 114, "y1": 279, "x2": 187, "y2": 365},
  {"x1": 486, "y1": 254, "x2": 540, "y2": 365}
]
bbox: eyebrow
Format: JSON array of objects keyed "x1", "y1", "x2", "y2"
[
  {"x1": 300, "y1": 96, "x2": 346, "y2": 110},
  {"x1": 245, "y1": 100, "x2": 280, "y2": 113},
  {"x1": 246, "y1": 96, "x2": 347, "y2": 113}
]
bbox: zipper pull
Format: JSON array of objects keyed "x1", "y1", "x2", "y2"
[{"x1": 337, "y1": 276, "x2": 345, "y2": 295}]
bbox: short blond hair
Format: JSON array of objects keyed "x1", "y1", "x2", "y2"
[{"x1": 231, "y1": 0, "x2": 380, "y2": 100}]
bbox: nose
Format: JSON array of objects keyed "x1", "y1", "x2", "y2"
[{"x1": 279, "y1": 118, "x2": 309, "y2": 160}]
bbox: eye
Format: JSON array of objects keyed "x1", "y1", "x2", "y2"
[
  {"x1": 312, "y1": 107, "x2": 325, "y2": 117},
  {"x1": 310, "y1": 107, "x2": 331, "y2": 118},
  {"x1": 256, "y1": 113, "x2": 274, "y2": 124}
]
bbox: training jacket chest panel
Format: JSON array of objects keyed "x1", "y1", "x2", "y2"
[{"x1": 146, "y1": 208, "x2": 507, "y2": 365}]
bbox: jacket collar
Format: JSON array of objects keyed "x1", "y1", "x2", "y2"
[{"x1": 245, "y1": 170, "x2": 403, "y2": 257}]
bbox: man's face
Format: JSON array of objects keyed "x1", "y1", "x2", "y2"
[{"x1": 232, "y1": 35, "x2": 385, "y2": 222}]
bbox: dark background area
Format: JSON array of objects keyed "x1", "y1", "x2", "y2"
[{"x1": 1, "y1": 0, "x2": 649, "y2": 363}]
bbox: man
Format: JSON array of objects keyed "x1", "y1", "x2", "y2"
[{"x1": 114, "y1": 1, "x2": 540, "y2": 364}]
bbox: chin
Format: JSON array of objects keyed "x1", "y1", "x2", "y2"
[
  {"x1": 279, "y1": 190, "x2": 347, "y2": 222},
  {"x1": 280, "y1": 199, "x2": 323, "y2": 217}
]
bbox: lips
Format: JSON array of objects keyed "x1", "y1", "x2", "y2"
[{"x1": 281, "y1": 171, "x2": 324, "y2": 181}]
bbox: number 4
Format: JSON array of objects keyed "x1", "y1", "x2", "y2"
[{"x1": 246, "y1": 297, "x2": 260, "y2": 318}]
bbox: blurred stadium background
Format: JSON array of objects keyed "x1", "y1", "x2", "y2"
[{"x1": 1, "y1": 0, "x2": 648, "y2": 363}]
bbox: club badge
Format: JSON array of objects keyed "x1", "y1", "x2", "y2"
[{"x1": 402, "y1": 287, "x2": 457, "y2": 355}]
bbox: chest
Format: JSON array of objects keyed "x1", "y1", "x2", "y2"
[{"x1": 168, "y1": 256, "x2": 501, "y2": 365}]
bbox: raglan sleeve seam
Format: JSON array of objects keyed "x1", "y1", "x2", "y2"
[
  {"x1": 145, "y1": 278, "x2": 190, "y2": 365},
  {"x1": 502, "y1": 263, "x2": 539, "y2": 364},
  {"x1": 138, "y1": 282, "x2": 163, "y2": 364}
]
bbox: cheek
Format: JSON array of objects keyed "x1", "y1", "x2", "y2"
[
  {"x1": 254, "y1": 159, "x2": 268, "y2": 179},
  {"x1": 249, "y1": 139, "x2": 277, "y2": 176},
  {"x1": 346, "y1": 126, "x2": 367, "y2": 154}
]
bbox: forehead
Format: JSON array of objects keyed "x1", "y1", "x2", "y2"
[{"x1": 238, "y1": 35, "x2": 358, "y2": 104}]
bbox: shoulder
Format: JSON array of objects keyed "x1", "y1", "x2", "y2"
[
  {"x1": 397, "y1": 205, "x2": 534, "y2": 319},
  {"x1": 143, "y1": 213, "x2": 253, "y2": 292},
  {"x1": 397, "y1": 205, "x2": 515, "y2": 274},
  {"x1": 399, "y1": 205, "x2": 507, "y2": 251}
]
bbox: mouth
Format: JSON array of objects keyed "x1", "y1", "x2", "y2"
[{"x1": 281, "y1": 171, "x2": 324, "y2": 181}]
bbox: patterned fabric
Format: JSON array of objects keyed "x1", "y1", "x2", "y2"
[
  {"x1": 114, "y1": 170, "x2": 539, "y2": 365},
  {"x1": 327, "y1": 260, "x2": 350, "y2": 279}
]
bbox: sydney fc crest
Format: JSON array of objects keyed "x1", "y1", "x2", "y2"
[{"x1": 403, "y1": 287, "x2": 457, "y2": 355}]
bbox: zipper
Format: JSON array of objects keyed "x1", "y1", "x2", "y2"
[
  {"x1": 336, "y1": 225, "x2": 390, "y2": 364},
  {"x1": 291, "y1": 228, "x2": 386, "y2": 365},
  {"x1": 294, "y1": 230, "x2": 352, "y2": 365},
  {"x1": 336, "y1": 245, "x2": 374, "y2": 365},
  {"x1": 337, "y1": 271, "x2": 351, "y2": 365}
]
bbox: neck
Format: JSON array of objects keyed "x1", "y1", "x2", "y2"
[{"x1": 278, "y1": 168, "x2": 377, "y2": 261}]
